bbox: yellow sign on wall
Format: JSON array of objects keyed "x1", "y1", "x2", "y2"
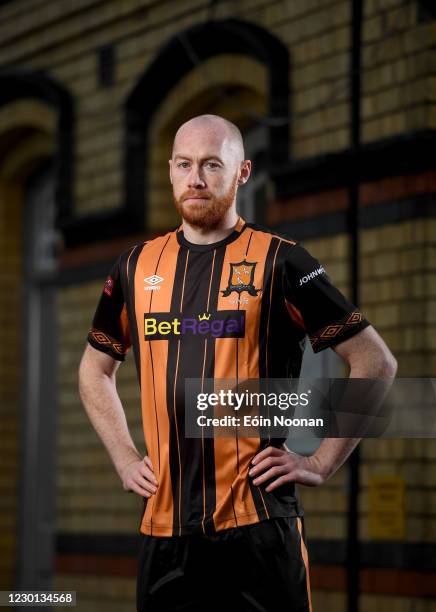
[{"x1": 368, "y1": 474, "x2": 405, "y2": 540}]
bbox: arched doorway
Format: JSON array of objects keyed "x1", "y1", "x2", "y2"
[
  {"x1": 0, "y1": 76, "x2": 74, "y2": 592},
  {"x1": 124, "y1": 17, "x2": 290, "y2": 231},
  {"x1": 145, "y1": 52, "x2": 268, "y2": 229}
]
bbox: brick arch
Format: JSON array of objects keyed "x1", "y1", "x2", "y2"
[
  {"x1": 0, "y1": 101, "x2": 56, "y2": 185},
  {"x1": 0, "y1": 70, "x2": 74, "y2": 222},
  {"x1": 124, "y1": 17, "x2": 289, "y2": 229}
]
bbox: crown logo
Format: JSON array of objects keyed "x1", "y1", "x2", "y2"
[{"x1": 198, "y1": 313, "x2": 211, "y2": 321}]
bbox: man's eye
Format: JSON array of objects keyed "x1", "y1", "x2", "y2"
[
  {"x1": 177, "y1": 162, "x2": 190, "y2": 168},
  {"x1": 206, "y1": 162, "x2": 220, "y2": 169}
]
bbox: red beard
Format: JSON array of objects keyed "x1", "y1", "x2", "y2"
[{"x1": 173, "y1": 175, "x2": 238, "y2": 230}]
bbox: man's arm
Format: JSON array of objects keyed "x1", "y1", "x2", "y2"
[
  {"x1": 249, "y1": 325, "x2": 398, "y2": 491},
  {"x1": 78, "y1": 344, "x2": 158, "y2": 498}
]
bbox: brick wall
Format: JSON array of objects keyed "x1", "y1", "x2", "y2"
[
  {"x1": 54, "y1": 279, "x2": 141, "y2": 609},
  {"x1": 0, "y1": 1, "x2": 435, "y2": 610},
  {"x1": 56, "y1": 280, "x2": 143, "y2": 533},
  {"x1": 285, "y1": 213, "x2": 436, "y2": 610},
  {"x1": 0, "y1": 0, "x2": 432, "y2": 219}
]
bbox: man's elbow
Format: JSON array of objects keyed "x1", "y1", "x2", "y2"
[
  {"x1": 367, "y1": 340, "x2": 397, "y2": 378},
  {"x1": 349, "y1": 348, "x2": 397, "y2": 379},
  {"x1": 379, "y1": 350, "x2": 398, "y2": 378},
  {"x1": 336, "y1": 326, "x2": 398, "y2": 378}
]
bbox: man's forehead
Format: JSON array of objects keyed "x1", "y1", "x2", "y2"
[
  {"x1": 173, "y1": 129, "x2": 233, "y2": 158},
  {"x1": 175, "y1": 124, "x2": 228, "y2": 145}
]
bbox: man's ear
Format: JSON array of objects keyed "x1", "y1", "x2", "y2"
[
  {"x1": 238, "y1": 160, "x2": 252, "y2": 185},
  {"x1": 168, "y1": 159, "x2": 173, "y2": 184}
]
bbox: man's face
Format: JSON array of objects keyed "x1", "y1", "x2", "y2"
[{"x1": 169, "y1": 125, "x2": 249, "y2": 230}]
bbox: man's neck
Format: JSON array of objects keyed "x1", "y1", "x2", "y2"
[{"x1": 181, "y1": 210, "x2": 240, "y2": 245}]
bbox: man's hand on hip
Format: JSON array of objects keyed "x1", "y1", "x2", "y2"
[
  {"x1": 248, "y1": 445, "x2": 324, "y2": 492},
  {"x1": 120, "y1": 455, "x2": 159, "y2": 497}
]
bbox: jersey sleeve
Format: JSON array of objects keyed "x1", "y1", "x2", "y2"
[
  {"x1": 281, "y1": 242, "x2": 370, "y2": 353},
  {"x1": 87, "y1": 255, "x2": 132, "y2": 361}
]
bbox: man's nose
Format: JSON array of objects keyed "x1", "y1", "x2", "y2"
[{"x1": 187, "y1": 166, "x2": 206, "y2": 189}]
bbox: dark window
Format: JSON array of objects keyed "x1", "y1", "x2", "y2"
[
  {"x1": 417, "y1": 0, "x2": 436, "y2": 23},
  {"x1": 97, "y1": 44, "x2": 116, "y2": 88}
]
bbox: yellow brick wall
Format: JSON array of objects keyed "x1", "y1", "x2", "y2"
[
  {"x1": 297, "y1": 219, "x2": 436, "y2": 612},
  {"x1": 362, "y1": 2, "x2": 436, "y2": 143},
  {"x1": 360, "y1": 218, "x2": 436, "y2": 376},
  {"x1": 54, "y1": 279, "x2": 142, "y2": 609},
  {"x1": 312, "y1": 590, "x2": 346, "y2": 611},
  {"x1": 0, "y1": 0, "x2": 432, "y2": 219},
  {"x1": 0, "y1": 1, "x2": 435, "y2": 609},
  {"x1": 361, "y1": 595, "x2": 436, "y2": 612},
  {"x1": 56, "y1": 280, "x2": 143, "y2": 534},
  {"x1": 301, "y1": 218, "x2": 436, "y2": 374}
]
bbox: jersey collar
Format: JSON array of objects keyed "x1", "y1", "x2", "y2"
[{"x1": 176, "y1": 216, "x2": 246, "y2": 252}]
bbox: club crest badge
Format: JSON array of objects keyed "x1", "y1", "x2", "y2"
[
  {"x1": 221, "y1": 260, "x2": 260, "y2": 297},
  {"x1": 103, "y1": 275, "x2": 114, "y2": 297}
]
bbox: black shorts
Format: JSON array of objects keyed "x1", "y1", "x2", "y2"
[{"x1": 136, "y1": 516, "x2": 312, "y2": 612}]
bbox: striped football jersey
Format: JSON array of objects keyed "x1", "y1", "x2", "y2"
[{"x1": 87, "y1": 216, "x2": 370, "y2": 536}]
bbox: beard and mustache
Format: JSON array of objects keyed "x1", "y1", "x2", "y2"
[{"x1": 173, "y1": 174, "x2": 238, "y2": 230}]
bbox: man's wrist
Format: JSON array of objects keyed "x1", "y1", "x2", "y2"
[
  {"x1": 117, "y1": 452, "x2": 142, "y2": 479},
  {"x1": 307, "y1": 453, "x2": 330, "y2": 483}
]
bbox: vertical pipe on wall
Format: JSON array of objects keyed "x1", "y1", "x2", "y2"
[{"x1": 346, "y1": 1, "x2": 363, "y2": 611}]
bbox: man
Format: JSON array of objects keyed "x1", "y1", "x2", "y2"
[{"x1": 79, "y1": 114, "x2": 397, "y2": 611}]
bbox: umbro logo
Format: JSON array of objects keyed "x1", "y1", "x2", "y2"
[{"x1": 144, "y1": 275, "x2": 164, "y2": 291}]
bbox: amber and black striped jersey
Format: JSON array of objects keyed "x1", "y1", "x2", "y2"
[{"x1": 87, "y1": 217, "x2": 370, "y2": 537}]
